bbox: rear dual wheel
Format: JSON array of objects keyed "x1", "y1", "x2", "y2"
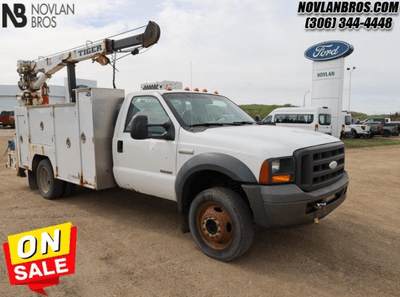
[
  {"x1": 189, "y1": 187, "x2": 254, "y2": 261},
  {"x1": 34, "y1": 159, "x2": 77, "y2": 199},
  {"x1": 37, "y1": 159, "x2": 64, "y2": 199}
]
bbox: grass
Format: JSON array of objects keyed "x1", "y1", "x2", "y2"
[
  {"x1": 342, "y1": 138, "x2": 400, "y2": 148},
  {"x1": 240, "y1": 104, "x2": 292, "y2": 119}
]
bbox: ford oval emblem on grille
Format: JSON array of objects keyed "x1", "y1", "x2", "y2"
[{"x1": 329, "y1": 161, "x2": 338, "y2": 169}]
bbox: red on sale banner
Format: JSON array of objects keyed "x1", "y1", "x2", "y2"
[{"x1": 3, "y1": 222, "x2": 77, "y2": 295}]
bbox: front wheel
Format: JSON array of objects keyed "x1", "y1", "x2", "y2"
[
  {"x1": 188, "y1": 187, "x2": 254, "y2": 261},
  {"x1": 37, "y1": 159, "x2": 64, "y2": 199}
]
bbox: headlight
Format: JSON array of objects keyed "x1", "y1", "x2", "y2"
[
  {"x1": 259, "y1": 157, "x2": 295, "y2": 185},
  {"x1": 271, "y1": 160, "x2": 280, "y2": 173}
]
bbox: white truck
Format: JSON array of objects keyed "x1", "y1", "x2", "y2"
[
  {"x1": 341, "y1": 113, "x2": 372, "y2": 138},
  {"x1": 6, "y1": 23, "x2": 349, "y2": 261}
]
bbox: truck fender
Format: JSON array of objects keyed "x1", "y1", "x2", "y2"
[{"x1": 175, "y1": 152, "x2": 257, "y2": 213}]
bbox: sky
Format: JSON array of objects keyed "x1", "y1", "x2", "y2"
[{"x1": 1, "y1": 0, "x2": 399, "y2": 115}]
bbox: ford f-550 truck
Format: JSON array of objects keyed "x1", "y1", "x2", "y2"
[
  {"x1": 6, "y1": 22, "x2": 349, "y2": 261},
  {"x1": 8, "y1": 86, "x2": 349, "y2": 261}
]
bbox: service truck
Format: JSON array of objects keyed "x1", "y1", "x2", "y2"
[{"x1": 6, "y1": 21, "x2": 349, "y2": 261}]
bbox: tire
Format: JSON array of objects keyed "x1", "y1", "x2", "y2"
[
  {"x1": 351, "y1": 130, "x2": 358, "y2": 139},
  {"x1": 188, "y1": 187, "x2": 254, "y2": 261},
  {"x1": 28, "y1": 170, "x2": 38, "y2": 190},
  {"x1": 382, "y1": 130, "x2": 391, "y2": 137},
  {"x1": 36, "y1": 159, "x2": 64, "y2": 200}
]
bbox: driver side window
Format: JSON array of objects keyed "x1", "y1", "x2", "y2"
[{"x1": 124, "y1": 96, "x2": 169, "y2": 136}]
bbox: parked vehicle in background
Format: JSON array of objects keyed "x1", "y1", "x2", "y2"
[
  {"x1": 363, "y1": 117, "x2": 391, "y2": 124},
  {"x1": 364, "y1": 118, "x2": 399, "y2": 137},
  {"x1": 363, "y1": 122, "x2": 382, "y2": 137},
  {"x1": 340, "y1": 112, "x2": 352, "y2": 138},
  {"x1": 263, "y1": 106, "x2": 332, "y2": 135},
  {"x1": 341, "y1": 113, "x2": 371, "y2": 138},
  {"x1": 0, "y1": 110, "x2": 15, "y2": 128}
]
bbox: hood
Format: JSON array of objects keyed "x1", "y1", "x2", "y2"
[{"x1": 183, "y1": 124, "x2": 340, "y2": 158}]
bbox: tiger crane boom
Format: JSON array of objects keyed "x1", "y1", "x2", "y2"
[{"x1": 16, "y1": 21, "x2": 160, "y2": 105}]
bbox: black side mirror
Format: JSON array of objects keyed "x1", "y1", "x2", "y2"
[
  {"x1": 254, "y1": 115, "x2": 262, "y2": 123},
  {"x1": 130, "y1": 115, "x2": 175, "y2": 140},
  {"x1": 130, "y1": 115, "x2": 148, "y2": 139}
]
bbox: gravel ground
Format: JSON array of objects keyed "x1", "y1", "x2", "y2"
[{"x1": 0, "y1": 130, "x2": 399, "y2": 297}]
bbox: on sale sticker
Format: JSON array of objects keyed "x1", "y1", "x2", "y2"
[{"x1": 3, "y1": 222, "x2": 77, "y2": 295}]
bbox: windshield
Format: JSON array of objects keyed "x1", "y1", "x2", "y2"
[{"x1": 163, "y1": 93, "x2": 254, "y2": 127}]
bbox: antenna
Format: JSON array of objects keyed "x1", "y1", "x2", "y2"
[
  {"x1": 190, "y1": 62, "x2": 193, "y2": 91},
  {"x1": 190, "y1": 62, "x2": 193, "y2": 131}
]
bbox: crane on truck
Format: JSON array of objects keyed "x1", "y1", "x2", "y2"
[{"x1": 16, "y1": 21, "x2": 160, "y2": 105}]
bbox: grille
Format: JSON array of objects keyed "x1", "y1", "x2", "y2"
[{"x1": 294, "y1": 142, "x2": 345, "y2": 192}]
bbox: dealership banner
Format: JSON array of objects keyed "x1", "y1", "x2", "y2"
[{"x1": 3, "y1": 222, "x2": 77, "y2": 296}]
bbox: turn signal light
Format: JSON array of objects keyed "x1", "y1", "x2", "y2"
[
  {"x1": 272, "y1": 175, "x2": 292, "y2": 183},
  {"x1": 259, "y1": 161, "x2": 269, "y2": 184},
  {"x1": 315, "y1": 124, "x2": 318, "y2": 131}
]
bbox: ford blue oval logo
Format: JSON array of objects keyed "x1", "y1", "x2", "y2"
[{"x1": 304, "y1": 41, "x2": 354, "y2": 61}]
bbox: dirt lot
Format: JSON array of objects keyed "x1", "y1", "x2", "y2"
[{"x1": 0, "y1": 128, "x2": 399, "y2": 297}]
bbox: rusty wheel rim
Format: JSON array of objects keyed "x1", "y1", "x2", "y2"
[
  {"x1": 38, "y1": 166, "x2": 51, "y2": 194},
  {"x1": 197, "y1": 202, "x2": 234, "y2": 250}
]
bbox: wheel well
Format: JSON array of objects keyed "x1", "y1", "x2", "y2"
[
  {"x1": 31, "y1": 155, "x2": 49, "y2": 174},
  {"x1": 181, "y1": 170, "x2": 252, "y2": 217}
]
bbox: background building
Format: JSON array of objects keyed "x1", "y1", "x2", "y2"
[{"x1": 0, "y1": 78, "x2": 97, "y2": 112}]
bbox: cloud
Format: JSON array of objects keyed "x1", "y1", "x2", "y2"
[{"x1": 1, "y1": 0, "x2": 399, "y2": 114}]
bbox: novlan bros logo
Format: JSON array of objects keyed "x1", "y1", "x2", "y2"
[
  {"x1": 2, "y1": 3, "x2": 75, "y2": 28},
  {"x1": 2, "y1": 4, "x2": 27, "y2": 28}
]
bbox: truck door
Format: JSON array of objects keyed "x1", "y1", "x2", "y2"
[{"x1": 113, "y1": 96, "x2": 178, "y2": 201}]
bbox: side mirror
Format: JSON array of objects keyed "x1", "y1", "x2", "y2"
[
  {"x1": 129, "y1": 115, "x2": 175, "y2": 140},
  {"x1": 254, "y1": 115, "x2": 262, "y2": 123},
  {"x1": 130, "y1": 115, "x2": 148, "y2": 140}
]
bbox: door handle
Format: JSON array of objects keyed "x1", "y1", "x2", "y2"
[{"x1": 117, "y1": 140, "x2": 123, "y2": 153}]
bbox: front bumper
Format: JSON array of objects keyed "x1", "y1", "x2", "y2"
[{"x1": 242, "y1": 171, "x2": 349, "y2": 228}]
